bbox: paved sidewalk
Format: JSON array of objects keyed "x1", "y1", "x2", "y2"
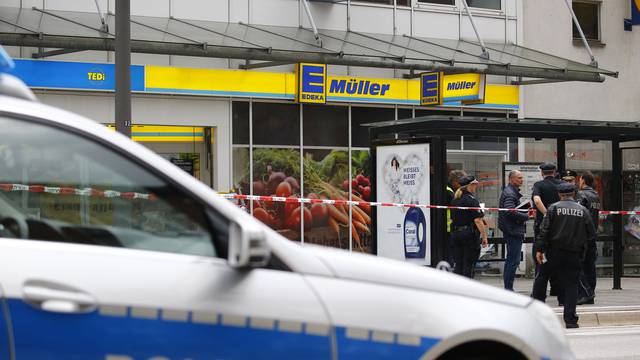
[{"x1": 477, "y1": 275, "x2": 640, "y2": 327}]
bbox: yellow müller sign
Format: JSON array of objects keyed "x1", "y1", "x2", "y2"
[{"x1": 144, "y1": 64, "x2": 517, "y2": 109}]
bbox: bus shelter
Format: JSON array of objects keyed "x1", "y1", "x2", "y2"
[{"x1": 367, "y1": 116, "x2": 640, "y2": 289}]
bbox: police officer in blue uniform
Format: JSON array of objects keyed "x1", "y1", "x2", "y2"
[
  {"x1": 450, "y1": 175, "x2": 489, "y2": 278},
  {"x1": 532, "y1": 183, "x2": 596, "y2": 329}
]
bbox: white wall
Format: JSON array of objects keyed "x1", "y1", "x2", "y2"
[{"x1": 522, "y1": 0, "x2": 640, "y2": 121}]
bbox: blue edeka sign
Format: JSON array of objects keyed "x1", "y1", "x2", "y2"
[
  {"x1": 420, "y1": 72, "x2": 441, "y2": 106},
  {"x1": 10, "y1": 59, "x2": 144, "y2": 91},
  {"x1": 633, "y1": 0, "x2": 640, "y2": 25},
  {"x1": 297, "y1": 63, "x2": 326, "y2": 104}
]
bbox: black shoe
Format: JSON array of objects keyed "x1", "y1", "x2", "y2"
[
  {"x1": 577, "y1": 296, "x2": 595, "y2": 305},
  {"x1": 565, "y1": 323, "x2": 579, "y2": 329}
]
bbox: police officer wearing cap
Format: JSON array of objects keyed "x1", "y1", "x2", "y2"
[
  {"x1": 576, "y1": 171, "x2": 601, "y2": 304},
  {"x1": 450, "y1": 175, "x2": 489, "y2": 278},
  {"x1": 532, "y1": 183, "x2": 596, "y2": 329},
  {"x1": 532, "y1": 163, "x2": 564, "y2": 269}
]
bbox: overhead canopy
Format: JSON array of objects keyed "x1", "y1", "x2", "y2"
[
  {"x1": 366, "y1": 116, "x2": 640, "y2": 141},
  {"x1": 0, "y1": 6, "x2": 617, "y2": 82}
]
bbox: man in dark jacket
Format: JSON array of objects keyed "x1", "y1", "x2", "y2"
[
  {"x1": 576, "y1": 171, "x2": 601, "y2": 304},
  {"x1": 532, "y1": 183, "x2": 596, "y2": 329},
  {"x1": 499, "y1": 170, "x2": 530, "y2": 290}
]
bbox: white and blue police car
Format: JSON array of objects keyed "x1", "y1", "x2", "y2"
[{"x1": 0, "y1": 47, "x2": 573, "y2": 360}]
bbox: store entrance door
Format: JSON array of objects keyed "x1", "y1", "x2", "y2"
[{"x1": 622, "y1": 147, "x2": 640, "y2": 276}]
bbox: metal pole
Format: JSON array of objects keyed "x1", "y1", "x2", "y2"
[
  {"x1": 460, "y1": 0, "x2": 489, "y2": 59},
  {"x1": 115, "y1": 0, "x2": 131, "y2": 138},
  {"x1": 562, "y1": 0, "x2": 598, "y2": 67},
  {"x1": 612, "y1": 139, "x2": 623, "y2": 289},
  {"x1": 301, "y1": 0, "x2": 322, "y2": 46}
]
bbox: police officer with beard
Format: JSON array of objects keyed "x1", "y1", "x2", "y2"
[
  {"x1": 576, "y1": 171, "x2": 601, "y2": 304},
  {"x1": 532, "y1": 183, "x2": 596, "y2": 329}
]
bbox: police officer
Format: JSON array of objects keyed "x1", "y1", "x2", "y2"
[
  {"x1": 532, "y1": 183, "x2": 596, "y2": 329},
  {"x1": 446, "y1": 170, "x2": 467, "y2": 264},
  {"x1": 450, "y1": 175, "x2": 488, "y2": 278},
  {"x1": 531, "y1": 163, "x2": 564, "y2": 302},
  {"x1": 576, "y1": 171, "x2": 601, "y2": 304}
]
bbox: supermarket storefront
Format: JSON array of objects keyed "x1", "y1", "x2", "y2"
[{"x1": 10, "y1": 58, "x2": 520, "y2": 253}]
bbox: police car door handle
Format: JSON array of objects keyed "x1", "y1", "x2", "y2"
[{"x1": 23, "y1": 281, "x2": 97, "y2": 314}]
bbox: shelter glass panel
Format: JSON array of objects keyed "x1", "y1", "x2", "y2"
[
  {"x1": 566, "y1": 140, "x2": 614, "y2": 272},
  {"x1": 523, "y1": 138, "x2": 558, "y2": 164},
  {"x1": 621, "y1": 147, "x2": 640, "y2": 276}
]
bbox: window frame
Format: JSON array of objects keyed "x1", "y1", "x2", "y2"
[
  {"x1": 0, "y1": 109, "x2": 230, "y2": 258},
  {"x1": 571, "y1": 0, "x2": 601, "y2": 42}
]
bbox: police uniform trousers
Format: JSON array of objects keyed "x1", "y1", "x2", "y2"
[
  {"x1": 578, "y1": 241, "x2": 597, "y2": 301},
  {"x1": 451, "y1": 228, "x2": 480, "y2": 279},
  {"x1": 532, "y1": 249, "x2": 581, "y2": 325},
  {"x1": 534, "y1": 224, "x2": 563, "y2": 301}
]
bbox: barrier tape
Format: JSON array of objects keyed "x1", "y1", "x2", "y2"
[
  {"x1": 222, "y1": 194, "x2": 635, "y2": 216},
  {"x1": 0, "y1": 183, "x2": 155, "y2": 200},
  {"x1": 0, "y1": 182, "x2": 634, "y2": 215}
]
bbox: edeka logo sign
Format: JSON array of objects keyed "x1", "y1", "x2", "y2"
[
  {"x1": 297, "y1": 63, "x2": 326, "y2": 104},
  {"x1": 441, "y1": 73, "x2": 486, "y2": 103},
  {"x1": 420, "y1": 72, "x2": 441, "y2": 106}
]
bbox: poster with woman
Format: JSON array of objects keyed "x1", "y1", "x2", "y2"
[{"x1": 376, "y1": 143, "x2": 431, "y2": 265}]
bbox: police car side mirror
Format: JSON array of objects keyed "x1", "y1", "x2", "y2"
[{"x1": 228, "y1": 221, "x2": 270, "y2": 269}]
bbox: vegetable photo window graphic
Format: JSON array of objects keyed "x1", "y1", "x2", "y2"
[{"x1": 376, "y1": 144, "x2": 431, "y2": 265}]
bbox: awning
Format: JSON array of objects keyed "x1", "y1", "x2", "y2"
[
  {"x1": 0, "y1": 6, "x2": 617, "y2": 83},
  {"x1": 365, "y1": 116, "x2": 640, "y2": 141}
]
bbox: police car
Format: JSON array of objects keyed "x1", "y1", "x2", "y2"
[{"x1": 0, "y1": 48, "x2": 573, "y2": 360}]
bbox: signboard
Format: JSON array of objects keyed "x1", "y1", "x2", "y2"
[
  {"x1": 10, "y1": 59, "x2": 519, "y2": 109},
  {"x1": 633, "y1": 0, "x2": 640, "y2": 25},
  {"x1": 376, "y1": 143, "x2": 431, "y2": 265},
  {"x1": 441, "y1": 73, "x2": 486, "y2": 104},
  {"x1": 297, "y1": 63, "x2": 326, "y2": 104},
  {"x1": 420, "y1": 72, "x2": 442, "y2": 106},
  {"x1": 10, "y1": 60, "x2": 144, "y2": 91}
]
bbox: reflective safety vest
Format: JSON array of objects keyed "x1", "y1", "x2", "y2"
[{"x1": 446, "y1": 186, "x2": 454, "y2": 233}]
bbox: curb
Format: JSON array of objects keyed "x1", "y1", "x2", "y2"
[{"x1": 554, "y1": 306, "x2": 640, "y2": 327}]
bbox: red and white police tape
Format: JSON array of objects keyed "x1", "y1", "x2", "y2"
[
  {"x1": 0, "y1": 183, "x2": 156, "y2": 200},
  {"x1": 0, "y1": 182, "x2": 634, "y2": 215},
  {"x1": 220, "y1": 193, "x2": 633, "y2": 216}
]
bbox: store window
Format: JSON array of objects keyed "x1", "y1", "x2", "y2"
[
  {"x1": 524, "y1": 138, "x2": 557, "y2": 163},
  {"x1": 398, "y1": 108, "x2": 413, "y2": 120},
  {"x1": 303, "y1": 105, "x2": 348, "y2": 147},
  {"x1": 355, "y1": 0, "x2": 410, "y2": 6},
  {"x1": 351, "y1": 106, "x2": 396, "y2": 148},
  {"x1": 417, "y1": 0, "x2": 455, "y2": 5},
  {"x1": 572, "y1": 1, "x2": 600, "y2": 41},
  {"x1": 232, "y1": 101, "x2": 249, "y2": 145},
  {"x1": 252, "y1": 102, "x2": 300, "y2": 146},
  {"x1": 467, "y1": 0, "x2": 501, "y2": 10}
]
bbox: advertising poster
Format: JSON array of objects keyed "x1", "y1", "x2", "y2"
[{"x1": 376, "y1": 143, "x2": 430, "y2": 265}]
